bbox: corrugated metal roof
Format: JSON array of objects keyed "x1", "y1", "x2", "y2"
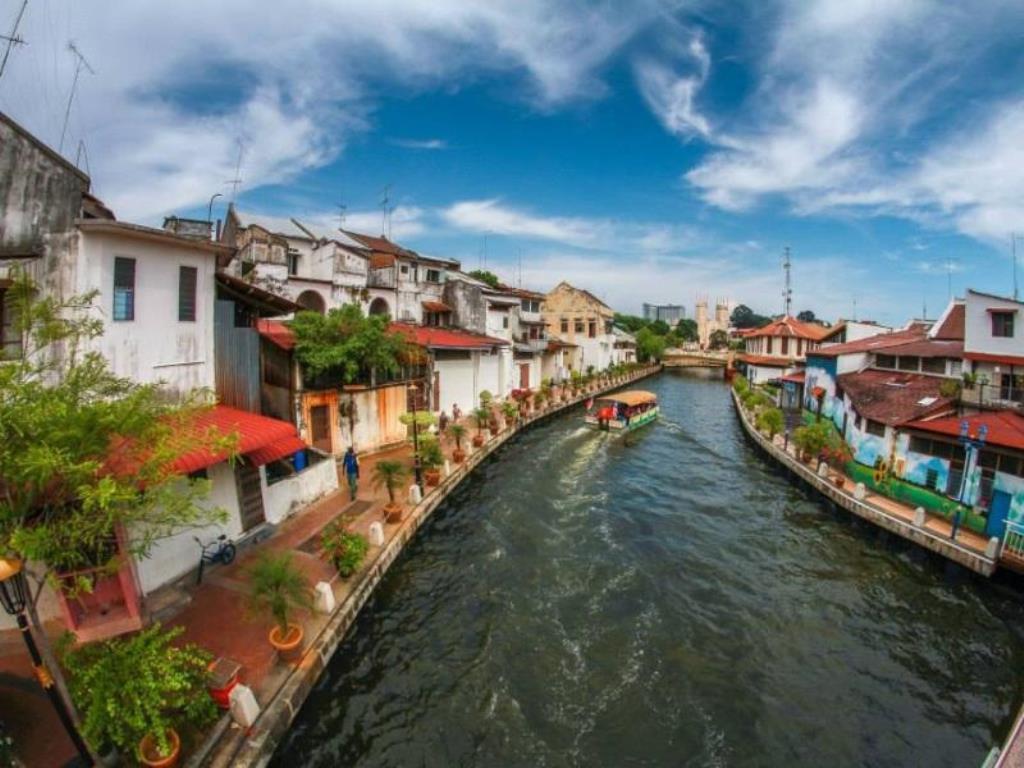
[{"x1": 905, "y1": 411, "x2": 1024, "y2": 452}]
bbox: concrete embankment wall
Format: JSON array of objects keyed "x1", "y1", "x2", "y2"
[
  {"x1": 200, "y1": 366, "x2": 662, "y2": 768},
  {"x1": 731, "y1": 389, "x2": 996, "y2": 577}
]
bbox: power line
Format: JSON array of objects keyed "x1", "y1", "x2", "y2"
[
  {"x1": 59, "y1": 40, "x2": 94, "y2": 154},
  {"x1": 0, "y1": 0, "x2": 28, "y2": 82},
  {"x1": 379, "y1": 184, "x2": 392, "y2": 237},
  {"x1": 225, "y1": 138, "x2": 245, "y2": 201}
]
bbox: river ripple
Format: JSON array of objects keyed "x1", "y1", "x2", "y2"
[{"x1": 272, "y1": 370, "x2": 1024, "y2": 767}]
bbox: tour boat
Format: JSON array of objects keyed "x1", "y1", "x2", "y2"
[{"x1": 584, "y1": 390, "x2": 659, "y2": 432}]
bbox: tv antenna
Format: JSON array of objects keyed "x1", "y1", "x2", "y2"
[
  {"x1": 0, "y1": 0, "x2": 28, "y2": 82},
  {"x1": 782, "y1": 246, "x2": 792, "y2": 316},
  {"x1": 59, "y1": 40, "x2": 95, "y2": 154},
  {"x1": 336, "y1": 202, "x2": 347, "y2": 228},
  {"x1": 386, "y1": 204, "x2": 396, "y2": 240},
  {"x1": 379, "y1": 184, "x2": 392, "y2": 237},
  {"x1": 225, "y1": 138, "x2": 245, "y2": 201},
  {"x1": 1013, "y1": 233, "x2": 1019, "y2": 301}
]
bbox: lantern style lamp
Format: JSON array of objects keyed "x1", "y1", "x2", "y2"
[{"x1": 0, "y1": 558, "x2": 94, "y2": 766}]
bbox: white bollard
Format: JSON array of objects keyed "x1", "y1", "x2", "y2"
[
  {"x1": 854, "y1": 482, "x2": 866, "y2": 501},
  {"x1": 817, "y1": 461, "x2": 829, "y2": 478},
  {"x1": 368, "y1": 521, "x2": 384, "y2": 547},
  {"x1": 408, "y1": 484, "x2": 422, "y2": 505},
  {"x1": 313, "y1": 581, "x2": 335, "y2": 614},
  {"x1": 913, "y1": 507, "x2": 926, "y2": 527},
  {"x1": 229, "y1": 684, "x2": 261, "y2": 728},
  {"x1": 444, "y1": 459, "x2": 452, "y2": 477},
  {"x1": 986, "y1": 537, "x2": 1001, "y2": 559}
]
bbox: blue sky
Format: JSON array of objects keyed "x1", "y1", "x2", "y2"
[{"x1": 3, "y1": 1, "x2": 1024, "y2": 324}]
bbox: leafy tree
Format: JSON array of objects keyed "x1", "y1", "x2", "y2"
[
  {"x1": 797, "y1": 310, "x2": 816, "y2": 323},
  {"x1": 757, "y1": 407, "x2": 785, "y2": 439},
  {"x1": 291, "y1": 303, "x2": 409, "y2": 382},
  {"x1": 649, "y1": 319, "x2": 671, "y2": 336},
  {"x1": 676, "y1": 318, "x2": 699, "y2": 341},
  {"x1": 613, "y1": 313, "x2": 648, "y2": 333},
  {"x1": 635, "y1": 327, "x2": 667, "y2": 362},
  {"x1": 730, "y1": 304, "x2": 770, "y2": 329},
  {"x1": 468, "y1": 269, "x2": 500, "y2": 289},
  {"x1": 708, "y1": 329, "x2": 730, "y2": 350},
  {"x1": 0, "y1": 271, "x2": 231, "y2": 736}
]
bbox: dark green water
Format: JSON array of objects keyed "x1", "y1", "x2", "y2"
[{"x1": 273, "y1": 371, "x2": 1024, "y2": 767}]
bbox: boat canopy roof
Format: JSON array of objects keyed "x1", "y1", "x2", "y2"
[{"x1": 597, "y1": 390, "x2": 657, "y2": 406}]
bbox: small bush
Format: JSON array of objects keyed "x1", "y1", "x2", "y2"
[
  {"x1": 757, "y1": 407, "x2": 784, "y2": 438},
  {"x1": 321, "y1": 522, "x2": 369, "y2": 577}
]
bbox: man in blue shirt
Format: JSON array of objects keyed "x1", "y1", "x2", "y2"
[{"x1": 343, "y1": 446, "x2": 359, "y2": 501}]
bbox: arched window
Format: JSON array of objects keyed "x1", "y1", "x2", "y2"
[
  {"x1": 296, "y1": 290, "x2": 326, "y2": 315},
  {"x1": 368, "y1": 297, "x2": 390, "y2": 318}
]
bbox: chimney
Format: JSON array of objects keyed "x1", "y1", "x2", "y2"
[{"x1": 163, "y1": 216, "x2": 213, "y2": 241}]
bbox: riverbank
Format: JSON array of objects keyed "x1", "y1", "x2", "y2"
[
  {"x1": 730, "y1": 388, "x2": 998, "y2": 576},
  {"x1": 197, "y1": 365, "x2": 662, "y2": 767}
]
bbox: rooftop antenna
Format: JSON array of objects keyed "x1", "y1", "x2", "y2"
[
  {"x1": 225, "y1": 138, "x2": 245, "y2": 201},
  {"x1": 59, "y1": 40, "x2": 95, "y2": 154},
  {"x1": 336, "y1": 202, "x2": 347, "y2": 228},
  {"x1": 386, "y1": 204, "x2": 396, "y2": 240},
  {"x1": 0, "y1": 0, "x2": 28, "y2": 82},
  {"x1": 379, "y1": 184, "x2": 392, "y2": 237},
  {"x1": 74, "y1": 139, "x2": 90, "y2": 176},
  {"x1": 782, "y1": 246, "x2": 792, "y2": 317},
  {"x1": 1013, "y1": 233, "x2": 1019, "y2": 301}
]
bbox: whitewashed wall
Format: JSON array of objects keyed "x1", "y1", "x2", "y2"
[{"x1": 262, "y1": 455, "x2": 338, "y2": 524}]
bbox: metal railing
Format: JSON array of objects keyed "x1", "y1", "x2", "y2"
[{"x1": 1003, "y1": 520, "x2": 1024, "y2": 560}]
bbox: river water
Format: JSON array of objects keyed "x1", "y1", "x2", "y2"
[{"x1": 273, "y1": 371, "x2": 1024, "y2": 767}]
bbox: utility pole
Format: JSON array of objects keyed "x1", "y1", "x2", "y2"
[
  {"x1": 379, "y1": 184, "x2": 392, "y2": 237},
  {"x1": 59, "y1": 41, "x2": 95, "y2": 154},
  {"x1": 782, "y1": 246, "x2": 792, "y2": 317},
  {"x1": 225, "y1": 138, "x2": 245, "y2": 202},
  {"x1": 1013, "y1": 233, "x2": 1019, "y2": 301},
  {"x1": 336, "y1": 202, "x2": 347, "y2": 229},
  {"x1": 0, "y1": 0, "x2": 28, "y2": 82}
]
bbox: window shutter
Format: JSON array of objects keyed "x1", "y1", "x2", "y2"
[
  {"x1": 113, "y1": 257, "x2": 136, "y2": 321},
  {"x1": 178, "y1": 265, "x2": 198, "y2": 322}
]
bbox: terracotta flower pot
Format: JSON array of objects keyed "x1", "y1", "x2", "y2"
[
  {"x1": 138, "y1": 729, "x2": 180, "y2": 768},
  {"x1": 833, "y1": 476, "x2": 846, "y2": 489},
  {"x1": 452, "y1": 448, "x2": 466, "y2": 464},
  {"x1": 207, "y1": 658, "x2": 240, "y2": 710},
  {"x1": 472, "y1": 434, "x2": 485, "y2": 448},
  {"x1": 425, "y1": 468, "x2": 441, "y2": 487},
  {"x1": 385, "y1": 502, "x2": 404, "y2": 523},
  {"x1": 269, "y1": 623, "x2": 304, "y2": 663}
]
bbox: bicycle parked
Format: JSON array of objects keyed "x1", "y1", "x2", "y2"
[{"x1": 194, "y1": 534, "x2": 236, "y2": 584}]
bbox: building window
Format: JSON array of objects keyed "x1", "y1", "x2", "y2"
[
  {"x1": 561, "y1": 318, "x2": 569, "y2": 334},
  {"x1": 876, "y1": 354, "x2": 896, "y2": 369},
  {"x1": 588, "y1": 321, "x2": 596, "y2": 338},
  {"x1": 178, "y1": 266, "x2": 198, "y2": 322},
  {"x1": 0, "y1": 285, "x2": 22, "y2": 360},
  {"x1": 766, "y1": 337, "x2": 773, "y2": 354},
  {"x1": 921, "y1": 357, "x2": 946, "y2": 374},
  {"x1": 113, "y1": 257, "x2": 136, "y2": 321},
  {"x1": 400, "y1": 265, "x2": 409, "y2": 275},
  {"x1": 864, "y1": 419, "x2": 886, "y2": 437},
  {"x1": 897, "y1": 356, "x2": 920, "y2": 371},
  {"x1": 425, "y1": 269, "x2": 441, "y2": 283},
  {"x1": 781, "y1": 337, "x2": 789, "y2": 355},
  {"x1": 288, "y1": 250, "x2": 300, "y2": 275},
  {"x1": 575, "y1": 320, "x2": 584, "y2": 334},
  {"x1": 992, "y1": 311, "x2": 1015, "y2": 337}
]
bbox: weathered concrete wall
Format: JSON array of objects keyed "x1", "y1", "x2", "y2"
[
  {"x1": 262, "y1": 453, "x2": 338, "y2": 525},
  {"x1": 0, "y1": 113, "x2": 88, "y2": 258},
  {"x1": 443, "y1": 278, "x2": 488, "y2": 334}
]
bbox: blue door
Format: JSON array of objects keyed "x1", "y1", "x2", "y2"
[{"x1": 986, "y1": 489, "x2": 1012, "y2": 540}]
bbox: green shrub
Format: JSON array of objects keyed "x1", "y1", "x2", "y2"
[
  {"x1": 320, "y1": 521, "x2": 369, "y2": 577},
  {"x1": 479, "y1": 390, "x2": 493, "y2": 407},
  {"x1": 793, "y1": 421, "x2": 834, "y2": 457},
  {"x1": 732, "y1": 375, "x2": 750, "y2": 394},
  {"x1": 59, "y1": 625, "x2": 216, "y2": 758},
  {"x1": 247, "y1": 552, "x2": 313, "y2": 635},
  {"x1": 418, "y1": 434, "x2": 444, "y2": 469},
  {"x1": 757, "y1": 407, "x2": 784, "y2": 438}
]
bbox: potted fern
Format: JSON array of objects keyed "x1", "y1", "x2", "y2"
[
  {"x1": 248, "y1": 552, "x2": 313, "y2": 664},
  {"x1": 449, "y1": 423, "x2": 467, "y2": 463},
  {"x1": 472, "y1": 407, "x2": 490, "y2": 447},
  {"x1": 419, "y1": 435, "x2": 445, "y2": 486},
  {"x1": 502, "y1": 400, "x2": 519, "y2": 429},
  {"x1": 373, "y1": 459, "x2": 408, "y2": 522},
  {"x1": 320, "y1": 521, "x2": 369, "y2": 577}
]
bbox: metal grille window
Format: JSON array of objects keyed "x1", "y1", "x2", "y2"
[
  {"x1": 112, "y1": 257, "x2": 136, "y2": 321},
  {"x1": 0, "y1": 286, "x2": 22, "y2": 360},
  {"x1": 992, "y1": 311, "x2": 1015, "y2": 338},
  {"x1": 178, "y1": 266, "x2": 197, "y2": 322},
  {"x1": 865, "y1": 419, "x2": 886, "y2": 437}
]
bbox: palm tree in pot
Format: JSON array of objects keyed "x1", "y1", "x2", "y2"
[
  {"x1": 502, "y1": 400, "x2": 519, "y2": 429},
  {"x1": 419, "y1": 436, "x2": 445, "y2": 486},
  {"x1": 449, "y1": 423, "x2": 468, "y2": 463},
  {"x1": 373, "y1": 459, "x2": 409, "y2": 522},
  {"x1": 248, "y1": 552, "x2": 313, "y2": 664},
  {"x1": 472, "y1": 406, "x2": 490, "y2": 447}
]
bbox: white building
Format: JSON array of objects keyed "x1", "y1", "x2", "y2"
[{"x1": 961, "y1": 289, "x2": 1024, "y2": 405}]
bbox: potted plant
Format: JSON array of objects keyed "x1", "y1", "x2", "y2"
[
  {"x1": 320, "y1": 520, "x2": 369, "y2": 577},
  {"x1": 59, "y1": 624, "x2": 216, "y2": 768},
  {"x1": 248, "y1": 552, "x2": 313, "y2": 664},
  {"x1": 502, "y1": 400, "x2": 519, "y2": 428},
  {"x1": 479, "y1": 390, "x2": 494, "y2": 409},
  {"x1": 419, "y1": 435, "x2": 445, "y2": 486},
  {"x1": 373, "y1": 459, "x2": 408, "y2": 522},
  {"x1": 472, "y1": 407, "x2": 490, "y2": 447},
  {"x1": 449, "y1": 423, "x2": 467, "y2": 463}
]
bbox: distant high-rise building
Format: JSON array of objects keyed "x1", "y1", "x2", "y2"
[{"x1": 642, "y1": 303, "x2": 686, "y2": 325}]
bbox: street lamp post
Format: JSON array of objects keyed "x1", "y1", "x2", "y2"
[
  {"x1": 206, "y1": 192, "x2": 223, "y2": 225},
  {"x1": 407, "y1": 383, "x2": 424, "y2": 493},
  {"x1": 0, "y1": 558, "x2": 94, "y2": 766},
  {"x1": 952, "y1": 420, "x2": 989, "y2": 541}
]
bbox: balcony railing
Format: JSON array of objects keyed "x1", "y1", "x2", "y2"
[
  {"x1": 962, "y1": 382, "x2": 1024, "y2": 411},
  {"x1": 367, "y1": 268, "x2": 395, "y2": 289}
]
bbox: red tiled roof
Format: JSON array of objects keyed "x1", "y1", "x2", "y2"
[
  {"x1": 422, "y1": 300, "x2": 452, "y2": 313},
  {"x1": 369, "y1": 252, "x2": 396, "y2": 270},
  {"x1": 390, "y1": 323, "x2": 509, "y2": 350},
  {"x1": 811, "y1": 326, "x2": 927, "y2": 357},
  {"x1": 740, "y1": 354, "x2": 797, "y2": 367},
  {"x1": 836, "y1": 370, "x2": 954, "y2": 426},
  {"x1": 744, "y1": 316, "x2": 832, "y2": 341},
  {"x1": 172, "y1": 405, "x2": 307, "y2": 473},
  {"x1": 343, "y1": 231, "x2": 416, "y2": 258},
  {"x1": 932, "y1": 303, "x2": 965, "y2": 340},
  {"x1": 877, "y1": 339, "x2": 963, "y2": 358},
  {"x1": 904, "y1": 411, "x2": 1024, "y2": 452},
  {"x1": 780, "y1": 371, "x2": 805, "y2": 384},
  {"x1": 546, "y1": 339, "x2": 578, "y2": 351},
  {"x1": 257, "y1": 319, "x2": 295, "y2": 350},
  {"x1": 964, "y1": 351, "x2": 1024, "y2": 367}
]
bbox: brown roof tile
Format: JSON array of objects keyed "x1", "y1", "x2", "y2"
[{"x1": 837, "y1": 370, "x2": 954, "y2": 426}]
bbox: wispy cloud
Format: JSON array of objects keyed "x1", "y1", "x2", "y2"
[
  {"x1": 388, "y1": 137, "x2": 448, "y2": 150},
  {"x1": 634, "y1": 26, "x2": 712, "y2": 140}
]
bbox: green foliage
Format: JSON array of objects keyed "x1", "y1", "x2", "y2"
[
  {"x1": 417, "y1": 435, "x2": 445, "y2": 469},
  {"x1": 502, "y1": 401, "x2": 519, "y2": 420},
  {"x1": 732, "y1": 375, "x2": 750, "y2": 394},
  {"x1": 612, "y1": 313, "x2": 647, "y2": 333},
  {"x1": 479, "y1": 390, "x2": 494, "y2": 407},
  {"x1": 756, "y1": 407, "x2": 785, "y2": 438},
  {"x1": 247, "y1": 552, "x2": 312, "y2": 635},
  {"x1": 676, "y1": 318, "x2": 699, "y2": 341},
  {"x1": 448, "y1": 423, "x2": 467, "y2": 448},
  {"x1": 939, "y1": 378, "x2": 962, "y2": 399},
  {"x1": 472, "y1": 406, "x2": 491, "y2": 434},
  {"x1": 320, "y1": 521, "x2": 369, "y2": 577},
  {"x1": 730, "y1": 304, "x2": 771, "y2": 329},
  {"x1": 961, "y1": 371, "x2": 978, "y2": 389},
  {"x1": 468, "y1": 269, "x2": 500, "y2": 288},
  {"x1": 708, "y1": 329, "x2": 730, "y2": 350},
  {"x1": 797, "y1": 310, "x2": 817, "y2": 323},
  {"x1": 649, "y1": 319, "x2": 670, "y2": 336},
  {"x1": 635, "y1": 327, "x2": 667, "y2": 362},
  {"x1": 59, "y1": 624, "x2": 216, "y2": 757},
  {"x1": 399, "y1": 410, "x2": 437, "y2": 430},
  {"x1": 0, "y1": 270, "x2": 230, "y2": 583},
  {"x1": 290, "y1": 303, "x2": 409, "y2": 382},
  {"x1": 372, "y1": 460, "x2": 408, "y2": 504},
  {"x1": 792, "y1": 421, "x2": 834, "y2": 458}
]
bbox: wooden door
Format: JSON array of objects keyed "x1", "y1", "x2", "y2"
[
  {"x1": 235, "y1": 463, "x2": 266, "y2": 532},
  {"x1": 519, "y1": 363, "x2": 530, "y2": 389},
  {"x1": 310, "y1": 404, "x2": 332, "y2": 452},
  {"x1": 433, "y1": 372, "x2": 440, "y2": 411}
]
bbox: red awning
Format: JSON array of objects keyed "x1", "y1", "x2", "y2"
[
  {"x1": 422, "y1": 300, "x2": 452, "y2": 313},
  {"x1": 780, "y1": 371, "x2": 805, "y2": 384},
  {"x1": 171, "y1": 405, "x2": 307, "y2": 474},
  {"x1": 246, "y1": 435, "x2": 308, "y2": 466},
  {"x1": 964, "y1": 351, "x2": 1024, "y2": 367},
  {"x1": 257, "y1": 319, "x2": 296, "y2": 350}
]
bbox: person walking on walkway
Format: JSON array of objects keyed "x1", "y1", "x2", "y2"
[
  {"x1": 452, "y1": 403, "x2": 462, "y2": 425},
  {"x1": 343, "y1": 446, "x2": 360, "y2": 501},
  {"x1": 438, "y1": 410, "x2": 450, "y2": 436}
]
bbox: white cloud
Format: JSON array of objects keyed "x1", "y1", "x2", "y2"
[
  {"x1": 634, "y1": 30, "x2": 712, "y2": 139},
  {"x1": 388, "y1": 138, "x2": 448, "y2": 150},
  {"x1": 0, "y1": 0, "x2": 660, "y2": 223}
]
